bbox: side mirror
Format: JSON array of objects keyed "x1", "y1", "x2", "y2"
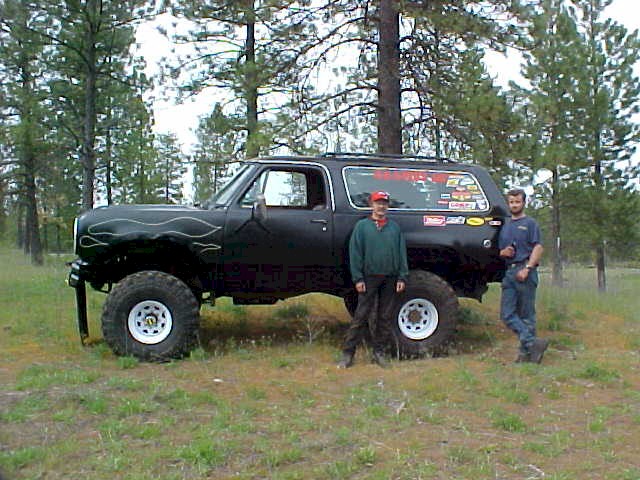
[{"x1": 252, "y1": 194, "x2": 268, "y2": 222}]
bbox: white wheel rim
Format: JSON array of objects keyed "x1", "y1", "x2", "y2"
[
  {"x1": 127, "y1": 300, "x2": 173, "y2": 344},
  {"x1": 397, "y1": 298, "x2": 439, "y2": 340}
]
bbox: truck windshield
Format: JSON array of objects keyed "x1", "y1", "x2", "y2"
[{"x1": 209, "y1": 164, "x2": 256, "y2": 207}]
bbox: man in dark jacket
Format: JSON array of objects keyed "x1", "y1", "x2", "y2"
[{"x1": 338, "y1": 191, "x2": 409, "y2": 368}]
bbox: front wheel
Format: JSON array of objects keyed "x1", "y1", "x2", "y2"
[
  {"x1": 390, "y1": 270, "x2": 459, "y2": 357},
  {"x1": 102, "y1": 271, "x2": 200, "y2": 361}
]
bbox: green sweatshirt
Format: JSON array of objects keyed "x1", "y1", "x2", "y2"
[{"x1": 349, "y1": 217, "x2": 409, "y2": 284}]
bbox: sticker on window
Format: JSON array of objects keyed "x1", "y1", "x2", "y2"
[{"x1": 343, "y1": 166, "x2": 489, "y2": 212}]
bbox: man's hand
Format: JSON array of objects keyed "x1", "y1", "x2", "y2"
[
  {"x1": 355, "y1": 281, "x2": 366, "y2": 293},
  {"x1": 516, "y1": 267, "x2": 529, "y2": 282},
  {"x1": 396, "y1": 280, "x2": 405, "y2": 293},
  {"x1": 500, "y1": 245, "x2": 515, "y2": 258}
]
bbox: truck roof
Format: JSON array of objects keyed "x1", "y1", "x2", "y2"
[{"x1": 246, "y1": 153, "x2": 495, "y2": 173}]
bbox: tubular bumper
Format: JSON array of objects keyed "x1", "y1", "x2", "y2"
[{"x1": 68, "y1": 259, "x2": 89, "y2": 344}]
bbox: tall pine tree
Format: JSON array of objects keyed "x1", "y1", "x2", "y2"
[
  {"x1": 571, "y1": 0, "x2": 640, "y2": 290},
  {"x1": 0, "y1": 0, "x2": 51, "y2": 264},
  {"x1": 514, "y1": 0, "x2": 586, "y2": 286}
]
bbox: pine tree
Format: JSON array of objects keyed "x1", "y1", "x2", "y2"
[
  {"x1": 571, "y1": 0, "x2": 640, "y2": 290},
  {"x1": 0, "y1": 0, "x2": 51, "y2": 264},
  {"x1": 44, "y1": 0, "x2": 154, "y2": 210},
  {"x1": 167, "y1": 0, "x2": 315, "y2": 158},
  {"x1": 153, "y1": 133, "x2": 186, "y2": 204},
  {"x1": 513, "y1": 0, "x2": 586, "y2": 286},
  {"x1": 192, "y1": 104, "x2": 243, "y2": 205},
  {"x1": 285, "y1": 0, "x2": 526, "y2": 157}
]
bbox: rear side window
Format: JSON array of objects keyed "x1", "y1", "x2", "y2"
[{"x1": 343, "y1": 166, "x2": 489, "y2": 212}]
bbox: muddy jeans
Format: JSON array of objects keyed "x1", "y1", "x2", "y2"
[
  {"x1": 343, "y1": 275, "x2": 397, "y2": 354},
  {"x1": 500, "y1": 265, "x2": 538, "y2": 354}
]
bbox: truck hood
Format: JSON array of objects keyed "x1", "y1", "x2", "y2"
[{"x1": 75, "y1": 204, "x2": 225, "y2": 261}]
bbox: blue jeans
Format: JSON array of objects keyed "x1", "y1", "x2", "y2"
[{"x1": 500, "y1": 266, "x2": 538, "y2": 354}]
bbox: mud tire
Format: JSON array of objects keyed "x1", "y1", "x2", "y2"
[
  {"x1": 389, "y1": 270, "x2": 458, "y2": 358},
  {"x1": 102, "y1": 271, "x2": 200, "y2": 361}
]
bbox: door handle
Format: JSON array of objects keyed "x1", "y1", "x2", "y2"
[{"x1": 311, "y1": 219, "x2": 328, "y2": 225}]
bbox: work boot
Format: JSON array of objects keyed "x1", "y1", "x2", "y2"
[
  {"x1": 337, "y1": 351, "x2": 354, "y2": 369},
  {"x1": 371, "y1": 350, "x2": 390, "y2": 368},
  {"x1": 515, "y1": 351, "x2": 530, "y2": 363},
  {"x1": 530, "y1": 338, "x2": 549, "y2": 364}
]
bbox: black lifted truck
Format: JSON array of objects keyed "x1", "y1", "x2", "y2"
[{"x1": 68, "y1": 153, "x2": 508, "y2": 361}]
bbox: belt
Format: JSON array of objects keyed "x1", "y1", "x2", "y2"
[{"x1": 508, "y1": 260, "x2": 529, "y2": 269}]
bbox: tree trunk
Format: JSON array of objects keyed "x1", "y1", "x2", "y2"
[
  {"x1": 81, "y1": 0, "x2": 98, "y2": 211},
  {"x1": 16, "y1": 204, "x2": 25, "y2": 249},
  {"x1": 377, "y1": 0, "x2": 402, "y2": 154},
  {"x1": 245, "y1": 0, "x2": 259, "y2": 158},
  {"x1": 595, "y1": 240, "x2": 606, "y2": 291},
  {"x1": 18, "y1": 46, "x2": 43, "y2": 265},
  {"x1": 593, "y1": 158, "x2": 606, "y2": 291},
  {"x1": 433, "y1": 29, "x2": 442, "y2": 158},
  {"x1": 138, "y1": 155, "x2": 145, "y2": 203},
  {"x1": 42, "y1": 216, "x2": 49, "y2": 253},
  {"x1": 165, "y1": 157, "x2": 170, "y2": 203},
  {"x1": 105, "y1": 123, "x2": 113, "y2": 205},
  {"x1": 550, "y1": 166, "x2": 563, "y2": 287},
  {"x1": 23, "y1": 139, "x2": 43, "y2": 264},
  {"x1": 56, "y1": 217, "x2": 62, "y2": 254},
  {"x1": 24, "y1": 169, "x2": 43, "y2": 265},
  {"x1": 0, "y1": 179, "x2": 6, "y2": 236}
]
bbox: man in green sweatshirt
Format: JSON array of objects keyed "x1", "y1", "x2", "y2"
[{"x1": 338, "y1": 190, "x2": 409, "y2": 368}]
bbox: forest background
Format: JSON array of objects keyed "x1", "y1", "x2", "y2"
[{"x1": 1, "y1": 0, "x2": 639, "y2": 292}]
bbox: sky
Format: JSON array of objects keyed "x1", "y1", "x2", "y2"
[{"x1": 136, "y1": 0, "x2": 640, "y2": 157}]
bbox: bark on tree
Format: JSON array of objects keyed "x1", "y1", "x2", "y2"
[
  {"x1": 550, "y1": 166, "x2": 563, "y2": 287},
  {"x1": 245, "y1": 0, "x2": 259, "y2": 158},
  {"x1": 19, "y1": 49, "x2": 43, "y2": 265},
  {"x1": 377, "y1": 0, "x2": 402, "y2": 154},
  {"x1": 80, "y1": 0, "x2": 99, "y2": 211},
  {"x1": 16, "y1": 204, "x2": 24, "y2": 249},
  {"x1": 24, "y1": 168, "x2": 43, "y2": 265},
  {"x1": 593, "y1": 156, "x2": 606, "y2": 291}
]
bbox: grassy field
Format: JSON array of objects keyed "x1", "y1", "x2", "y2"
[{"x1": 0, "y1": 247, "x2": 639, "y2": 479}]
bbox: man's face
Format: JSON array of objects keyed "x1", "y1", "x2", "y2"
[
  {"x1": 371, "y1": 199, "x2": 389, "y2": 217},
  {"x1": 507, "y1": 194, "x2": 525, "y2": 216}
]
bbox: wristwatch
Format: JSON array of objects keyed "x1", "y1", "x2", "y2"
[{"x1": 525, "y1": 264, "x2": 534, "y2": 270}]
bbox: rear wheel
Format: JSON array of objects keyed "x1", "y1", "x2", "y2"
[
  {"x1": 102, "y1": 271, "x2": 200, "y2": 361},
  {"x1": 390, "y1": 270, "x2": 458, "y2": 357}
]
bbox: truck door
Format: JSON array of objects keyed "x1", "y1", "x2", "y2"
[{"x1": 223, "y1": 164, "x2": 335, "y2": 295}]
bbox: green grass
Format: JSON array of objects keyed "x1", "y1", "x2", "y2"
[{"x1": 1, "y1": 248, "x2": 640, "y2": 479}]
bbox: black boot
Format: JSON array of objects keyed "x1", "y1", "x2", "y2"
[
  {"x1": 337, "y1": 351, "x2": 355, "y2": 368},
  {"x1": 371, "y1": 350, "x2": 390, "y2": 368},
  {"x1": 530, "y1": 338, "x2": 549, "y2": 364}
]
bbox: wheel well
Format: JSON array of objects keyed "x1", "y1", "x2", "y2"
[
  {"x1": 101, "y1": 242, "x2": 211, "y2": 295},
  {"x1": 408, "y1": 247, "x2": 486, "y2": 299}
]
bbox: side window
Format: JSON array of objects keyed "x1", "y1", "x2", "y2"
[
  {"x1": 343, "y1": 166, "x2": 489, "y2": 212},
  {"x1": 240, "y1": 168, "x2": 327, "y2": 209}
]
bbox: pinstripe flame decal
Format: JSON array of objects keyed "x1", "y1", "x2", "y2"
[{"x1": 79, "y1": 216, "x2": 222, "y2": 253}]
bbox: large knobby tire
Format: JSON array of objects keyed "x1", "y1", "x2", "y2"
[
  {"x1": 102, "y1": 271, "x2": 200, "y2": 361},
  {"x1": 390, "y1": 270, "x2": 459, "y2": 358}
]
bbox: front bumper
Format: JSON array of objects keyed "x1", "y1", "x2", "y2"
[
  {"x1": 68, "y1": 258, "x2": 92, "y2": 288},
  {"x1": 67, "y1": 258, "x2": 90, "y2": 343}
]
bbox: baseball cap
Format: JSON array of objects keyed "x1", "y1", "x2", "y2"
[{"x1": 370, "y1": 191, "x2": 390, "y2": 202}]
